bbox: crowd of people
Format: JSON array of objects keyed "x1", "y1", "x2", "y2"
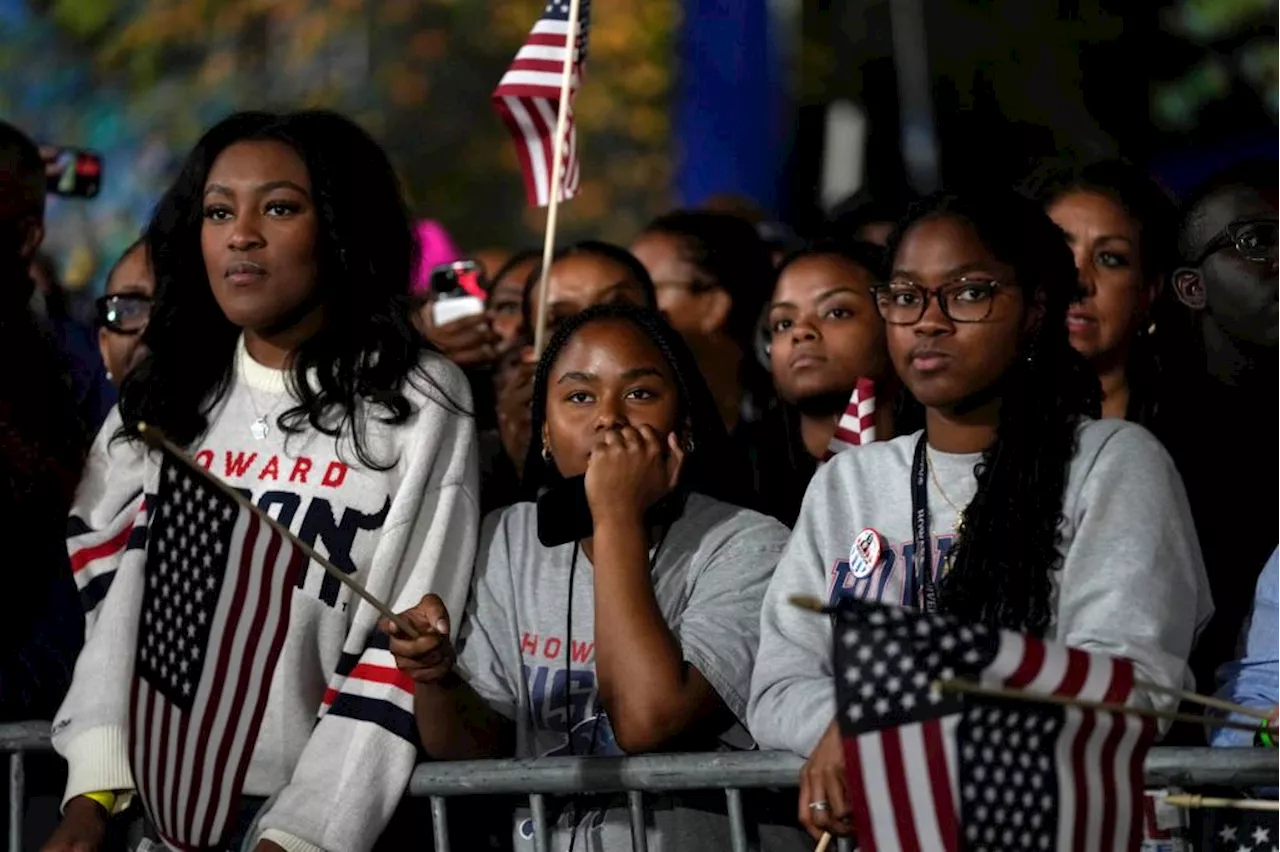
[{"x1": 0, "y1": 105, "x2": 1274, "y2": 852}]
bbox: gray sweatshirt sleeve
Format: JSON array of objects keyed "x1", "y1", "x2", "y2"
[
  {"x1": 747, "y1": 466, "x2": 841, "y2": 757},
  {"x1": 1056, "y1": 423, "x2": 1213, "y2": 722},
  {"x1": 455, "y1": 510, "x2": 521, "y2": 721}
]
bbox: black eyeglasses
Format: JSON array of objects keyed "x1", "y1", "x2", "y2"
[
  {"x1": 96, "y1": 293, "x2": 153, "y2": 334},
  {"x1": 872, "y1": 279, "x2": 1005, "y2": 325},
  {"x1": 1191, "y1": 218, "x2": 1278, "y2": 266}
]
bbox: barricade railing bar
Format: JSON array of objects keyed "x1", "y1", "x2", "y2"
[{"x1": 3, "y1": 723, "x2": 1276, "y2": 852}]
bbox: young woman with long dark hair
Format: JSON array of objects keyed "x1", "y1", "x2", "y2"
[
  {"x1": 45, "y1": 111, "x2": 478, "y2": 852},
  {"x1": 747, "y1": 190, "x2": 1211, "y2": 841},
  {"x1": 387, "y1": 304, "x2": 805, "y2": 851}
]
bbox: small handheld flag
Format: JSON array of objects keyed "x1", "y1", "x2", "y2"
[{"x1": 492, "y1": 0, "x2": 591, "y2": 208}]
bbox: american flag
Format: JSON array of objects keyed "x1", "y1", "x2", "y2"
[
  {"x1": 491, "y1": 0, "x2": 591, "y2": 207},
  {"x1": 1201, "y1": 810, "x2": 1279, "y2": 852},
  {"x1": 833, "y1": 600, "x2": 1155, "y2": 852},
  {"x1": 130, "y1": 453, "x2": 305, "y2": 850},
  {"x1": 824, "y1": 377, "x2": 877, "y2": 459}
]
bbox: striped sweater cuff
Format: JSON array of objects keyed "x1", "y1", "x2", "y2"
[
  {"x1": 260, "y1": 828, "x2": 327, "y2": 852},
  {"x1": 60, "y1": 725, "x2": 136, "y2": 810}
]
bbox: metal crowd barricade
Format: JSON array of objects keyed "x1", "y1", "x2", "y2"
[
  {"x1": 2, "y1": 722, "x2": 54, "y2": 852},
  {"x1": 2, "y1": 722, "x2": 1276, "y2": 852}
]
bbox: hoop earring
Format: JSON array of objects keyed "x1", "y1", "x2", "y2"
[
  {"x1": 542, "y1": 443, "x2": 552, "y2": 463},
  {"x1": 683, "y1": 437, "x2": 696, "y2": 454}
]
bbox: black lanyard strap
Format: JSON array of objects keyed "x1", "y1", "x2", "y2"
[{"x1": 910, "y1": 433, "x2": 939, "y2": 613}]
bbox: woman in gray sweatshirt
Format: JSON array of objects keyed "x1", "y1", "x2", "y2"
[
  {"x1": 747, "y1": 189, "x2": 1212, "y2": 843},
  {"x1": 388, "y1": 304, "x2": 807, "y2": 852}
]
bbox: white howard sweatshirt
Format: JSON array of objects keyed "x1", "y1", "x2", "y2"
[{"x1": 55, "y1": 338, "x2": 480, "y2": 852}]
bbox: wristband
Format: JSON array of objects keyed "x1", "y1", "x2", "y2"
[
  {"x1": 1255, "y1": 718, "x2": 1276, "y2": 748},
  {"x1": 80, "y1": 790, "x2": 117, "y2": 813}
]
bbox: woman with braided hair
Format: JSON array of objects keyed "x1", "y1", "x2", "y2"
[
  {"x1": 747, "y1": 189, "x2": 1212, "y2": 842},
  {"x1": 387, "y1": 304, "x2": 808, "y2": 850}
]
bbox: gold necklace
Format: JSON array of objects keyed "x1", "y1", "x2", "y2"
[{"x1": 926, "y1": 448, "x2": 966, "y2": 539}]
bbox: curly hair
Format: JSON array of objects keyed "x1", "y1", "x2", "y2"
[
  {"x1": 521, "y1": 303, "x2": 746, "y2": 505},
  {"x1": 119, "y1": 110, "x2": 457, "y2": 469},
  {"x1": 887, "y1": 191, "x2": 1101, "y2": 635}
]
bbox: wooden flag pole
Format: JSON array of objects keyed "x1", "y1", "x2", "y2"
[
  {"x1": 531, "y1": 0, "x2": 583, "y2": 360},
  {"x1": 936, "y1": 677, "x2": 1261, "y2": 734},
  {"x1": 787, "y1": 595, "x2": 1272, "y2": 730},
  {"x1": 138, "y1": 423, "x2": 420, "y2": 639},
  {"x1": 1162, "y1": 794, "x2": 1279, "y2": 812}
]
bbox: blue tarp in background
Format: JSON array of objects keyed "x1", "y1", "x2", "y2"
[{"x1": 674, "y1": 0, "x2": 787, "y2": 216}]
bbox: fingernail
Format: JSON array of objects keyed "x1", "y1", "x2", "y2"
[{"x1": 434, "y1": 618, "x2": 449, "y2": 634}]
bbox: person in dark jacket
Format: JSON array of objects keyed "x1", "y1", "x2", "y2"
[{"x1": 0, "y1": 120, "x2": 87, "y2": 721}]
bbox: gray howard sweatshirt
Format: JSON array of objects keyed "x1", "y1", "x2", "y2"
[
  {"x1": 454, "y1": 494, "x2": 810, "y2": 852},
  {"x1": 747, "y1": 419, "x2": 1213, "y2": 758}
]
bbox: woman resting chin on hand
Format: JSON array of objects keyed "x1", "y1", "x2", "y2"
[{"x1": 390, "y1": 305, "x2": 809, "y2": 851}]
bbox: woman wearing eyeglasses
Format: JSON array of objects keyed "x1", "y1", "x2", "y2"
[
  {"x1": 95, "y1": 238, "x2": 154, "y2": 386},
  {"x1": 746, "y1": 190, "x2": 1211, "y2": 842}
]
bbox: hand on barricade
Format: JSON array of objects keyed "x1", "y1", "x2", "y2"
[
  {"x1": 380, "y1": 594, "x2": 455, "y2": 685},
  {"x1": 41, "y1": 796, "x2": 107, "y2": 852},
  {"x1": 798, "y1": 720, "x2": 854, "y2": 841}
]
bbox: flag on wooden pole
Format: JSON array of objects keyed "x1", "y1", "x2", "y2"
[
  {"x1": 832, "y1": 600, "x2": 1156, "y2": 852},
  {"x1": 492, "y1": 0, "x2": 591, "y2": 207},
  {"x1": 130, "y1": 450, "x2": 305, "y2": 849}
]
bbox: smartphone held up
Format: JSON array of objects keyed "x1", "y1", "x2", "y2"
[
  {"x1": 429, "y1": 260, "x2": 487, "y2": 326},
  {"x1": 42, "y1": 146, "x2": 103, "y2": 199}
]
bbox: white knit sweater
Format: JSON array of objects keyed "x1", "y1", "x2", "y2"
[{"x1": 55, "y1": 338, "x2": 480, "y2": 852}]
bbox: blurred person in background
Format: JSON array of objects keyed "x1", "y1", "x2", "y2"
[
  {"x1": 757, "y1": 240, "x2": 893, "y2": 524},
  {"x1": 1026, "y1": 159, "x2": 1179, "y2": 422},
  {"x1": 95, "y1": 238, "x2": 153, "y2": 387},
  {"x1": 28, "y1": 249, "x2": 115, "y2": 433},
  {"x1": 493, "y1": 241, "x2": 657, "y2": 490},
  {"x1": 1164, "y1": 161, "x2": 1278, "y2": 702},
  {"x1": 486, "y1": 247, "x2": 539, "y2": 353},
  {"x1": 630, "y1": 211, "x2": 775, "y2": 434},
  {"x1": 825, "y1": 184, "x2": 917, "y2": 247},
  {"x1": 472, "y1": 247, "x2": 512, "y2": 281},
  {"x1": 0, "y1": 122, "x2": 87, "y2": 852},
  {"x1": 0, "y1": 120, "x2": 86, "y2": 721}
]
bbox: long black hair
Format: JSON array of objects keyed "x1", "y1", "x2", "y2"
[
  {"x1": 119, "y1": 110, "x2": 450, "y2": 468},
  {"x1": 887, "y1": 191, "x2": 1101, "y2": 635},
  {"x1": 1023, "y1": 159, "x2": 1180, "y2": 425},
  {"x1": 521, "y1": 303, "x2": 746, "y2": 505}
]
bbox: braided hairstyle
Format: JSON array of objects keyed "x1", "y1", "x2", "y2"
[
  {"x1": 887, "y1": 191, "x2": 1101, "y2": 635},
  {"x1": 521, "y1": 303, "x2": 746, "y2": 505}
]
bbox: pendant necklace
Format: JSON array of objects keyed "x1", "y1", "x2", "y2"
[{"x1": 927, "y1": 448, "x2": 970, "y2": 574}]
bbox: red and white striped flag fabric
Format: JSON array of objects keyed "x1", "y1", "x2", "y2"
[
  {"x1": 824, "y1": 377, "x2": 876, "y2": 459},
  {"x1": 491, "y1": 0, "x2": 591, "y2": 207},
  {"x1": 833, "y1": 600, "x2": 1156, "y2": 852},
  {"x1": 130, "y1": 453, "x2": 305, "y2": 850}
]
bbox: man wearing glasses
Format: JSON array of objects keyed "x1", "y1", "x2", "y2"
[{"x1": 1168, "y1": 160, "x2": 1278, "y2": 712}]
